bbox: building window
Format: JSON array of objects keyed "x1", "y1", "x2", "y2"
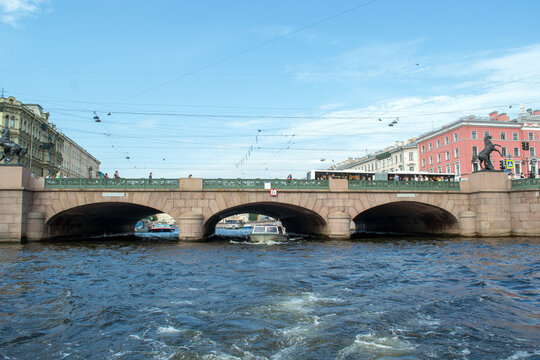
[
  {"x1": 445, "y1": 136, "x2": 449, "y2": 145},
  {"x1": 484, "y1": 131, "x2": 490, "y2": 137},
  {"x1": 409, "y1": 166, "x2": 414, "y2": 171},
  {"x1": 399, "y1": 154, "x2": 403, "y2": 162},
  {"x1": 502, "y1": 147, "x2": 507, "y2": 156},
  {"x1": 500, "y1": 132, "x2": 506, "y2": 140},
  {"x1": 515, "y1": 163, "x2": 521, "y2": 176},
  {"x1": 436, "y1": 139, "x2": 441, "y2": 148},
  {"x1": 422, "y1": 158, "x2": 426, "y2": 167},
  {"x1": 437, "y1": 153, "x2": 441, "y2": 163},
  {"x1": 429, "y1": 143, "x2": 433, "y2": 150},
  {"x1": 445, "y1": 151, "x2": 450, "y2": 161},
  {"x1": 446, "y1": 165, "x2": 451, "y2": 173},
  {"x1": 455, "y1": 163, "x2": 460, "y2": 176},
  {"x1": 472, "y1": 146, "x2": 478, "y2": 156},
  {"x1": 421, "y1": 145, "x2": 425, "y2": 153},
  {"x1": 529, "y1": 132, "x2": 534, "y2": 140},
  {"x1": 454, "y1": 133, "x2": 458, "y2": 142},
  {"x1": 437, "y1": 167, "x2": 442, "y2": 173},
  {"x1": 530, "y1": 147, "x2": 535, "y2": 156},
  {"x1": 455, "y1": 148, "x2": 459, "y2": 158},
  {"x1": 513, "y1": 132, "x2": 519, "y2": 140},
  {"x1": 514, "y1": 147, "x2": 520, "y2": 157},
  {"x1": 3, "y1": 115, "x2": 8, "y2": 127},
  {"x1": 409, "y1": 152, "x2": 414, "y2": 161},
  {"x1": 429, "y1": 156, "x2": 433, "y2": 165},
  {"x1": 472, "y1": 131, "x2": 477, "y2": 139},
  {"x1": 10, "y1": 116, "x2": 15, "y2": 128}
]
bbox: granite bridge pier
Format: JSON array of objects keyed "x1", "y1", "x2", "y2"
[{"x1": 1, "y1": 166, "x2": 539, "y2": 242}]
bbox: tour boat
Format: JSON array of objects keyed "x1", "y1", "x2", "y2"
[
  {"x1": 148, "y1": 223, "x2": 174, "y2": 232},
  {"x1": 224, "y1": 219, "x2": 244, "y2": 229},
  {"x1": 249, "y1": 224, "x2": 288, "y2": 242}
]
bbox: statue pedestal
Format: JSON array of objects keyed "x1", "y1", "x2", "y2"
[{"x1": 465, "y1": 172, "x2": 512, "y2": 237}]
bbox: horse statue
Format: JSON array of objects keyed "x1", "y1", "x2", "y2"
[
  {"x1": 471, "y1": 134, "x2": 502, "y2": 171},
  {"x1": 0, "y1": 128, "x2": 28, "y2": 164}
]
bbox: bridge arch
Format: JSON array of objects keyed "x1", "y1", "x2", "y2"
[
  {"x1": 353, "y1": 201, "x2": 460, "y2": 235},
  {"x1": 46, "y1": 202, "x2": 170, "y2": 239},
  {"x1": 203, "y1": 201, "x2": 327, "y2": 238}
]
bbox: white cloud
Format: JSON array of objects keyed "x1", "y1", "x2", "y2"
[{"x1": 0, "y1": 0, "x2": 45, "y2": 27}]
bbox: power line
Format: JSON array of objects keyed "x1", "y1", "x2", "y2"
[{"x1": 100, "y1": 0, "x2": 379, "y2": 108}]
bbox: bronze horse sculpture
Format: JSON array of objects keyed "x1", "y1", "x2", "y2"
[
  {"x1": 0, "y1": 128, "x2": 28, "y2": 164},
  {"x1": 471, "y1": 134, "x2": 502, "y2": 171}
]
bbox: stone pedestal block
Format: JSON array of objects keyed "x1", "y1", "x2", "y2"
[
  {"x1": 27, "y1": 211, "x2": 45, "y2": 241},
  {"x1": 327, "y1": 211, "x2": 351, "y2": 240},
  {"x1": 467, "y1": 171, "x2": 510, "y2": 192},
  {"x1": 459, "y1": 211, "x2": 476, "y2": 236},
  {"x1": 178, "y1": 212, "x2": 204, "y2": 242}
]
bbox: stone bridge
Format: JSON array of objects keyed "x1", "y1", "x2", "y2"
[{"x1": 1, "y1": 166, "x2": 539, "y2": 242}]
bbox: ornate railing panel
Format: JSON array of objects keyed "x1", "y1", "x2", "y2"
[
  {"x1": 45, "y1": 178, "x2": 180, "y2": 189},
  {"x1": 202, "y1": 179, "x2": 329, "y2": 190},
  {"x1": 511, "y1": 178, "x2": 540, "y2": 189},
  {"x1": 348, "y1": 180, "x2": 461, "y2": 191}
]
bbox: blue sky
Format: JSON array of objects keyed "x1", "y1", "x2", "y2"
[{"x1": 1, "y1": 0, "x2": 540, "y2": 179}]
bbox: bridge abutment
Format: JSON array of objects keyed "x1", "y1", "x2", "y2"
[
  {"x1": 464, "y1": 172, "x2": 513, "y2": 237},
  {"x1": 327, "y1": 211, "x2": 351, "y2": 240},
  {"x1": 178, "y1": 212, "x2": 205, "y2": 242}
]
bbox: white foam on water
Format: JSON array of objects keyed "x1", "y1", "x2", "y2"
[
  {"x1": 201, "y1": 352, "x2": 242, "y2": 360},
  {"x1": 337, "y1": 333, "x2": 416, "y2": 359},
  {"x1": 505, "y1": 350, "x2": 540, "y2": 360},
  {"x1": 278, "y1": 292, "x2": 343, "y2": 313},
  {"x1": 170, "y1": 300, "x2": 193, "y2": 305},
  {"x1": 157, "y1": 326, "x2": 182, "y2": 334},
  {"x1": 107, "y1": 350, "x2": 131, "y2": 359}
]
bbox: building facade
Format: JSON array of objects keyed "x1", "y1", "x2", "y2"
[
  {"x1": 1, "y1": 96, "x2": 100, "y2": 177},
  {"x1": 331, "y1": 139, "x2": 419, "y2": 173},
  {"x1": 416, "y1": 106, "x2": 540, "y2": 179},
  {"x1": 59, "y1": 133, "x2": 100, "y2": 178}
]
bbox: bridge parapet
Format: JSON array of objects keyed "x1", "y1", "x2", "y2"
[
  {"x1": 202, "y1": 178, "x2": 329, "y2": 190},
  {"x1": 511, "y1": 178, "x2": 540, "y2": 189},
  {"x1": 44, "y1": 178, "x2": 180, "y2": 189},
  {"x1": 348, "y1": 180, "x2": 460, "y2": 191}
]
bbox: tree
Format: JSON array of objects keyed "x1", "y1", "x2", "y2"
[{"x1": 248, "y1": 213, "x2": 259, "y2": 221}]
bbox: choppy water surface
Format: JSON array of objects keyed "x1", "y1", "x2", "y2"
[{"x1": 0, "y1": 232, "x2": 539, "y2": 360}]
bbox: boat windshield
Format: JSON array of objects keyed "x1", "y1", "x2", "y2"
[
  {"x1": 266, "y1": 226, "x2": 278, "y2": 233},
  {"x1": 253, "y1": 226, "x2": 265, "y2": 233}
]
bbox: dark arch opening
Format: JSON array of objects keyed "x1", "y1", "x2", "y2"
[
  {"x1": 47, "y1": 202, "x2": 168, "y2": 240},
  {"x1": 204, "y1": 202, "x2": 327, "y2": 238},
  {"x1": 354, "y1": 201, "x2": 459, "y2": 236}
]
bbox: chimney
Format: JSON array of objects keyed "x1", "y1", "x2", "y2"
[
  {"x1": 489, "y1": 111, "x2": 498, "y2": 120},
  {"x1": 497, "y1": 113, "x2": 509, "y2": 122}
]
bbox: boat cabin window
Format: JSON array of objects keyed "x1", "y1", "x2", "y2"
[
  {"x1": 266, "y1": 226, "x2": 278, "y2": 233},
  {"x1": 253, "y1": 226, "x2": 265, "y2": 233}
]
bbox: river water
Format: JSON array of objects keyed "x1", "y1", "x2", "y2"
[{"x1": 0, "y1": 230, "x2": 538, "y2": 360}]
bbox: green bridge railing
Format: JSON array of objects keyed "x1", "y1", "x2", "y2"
[
  {"x1": 44, "y1": 178, "x2": 465, "y2": 191},
  {"x1": 511, "y1": 178, "x2": 540, "y2": 189},
  {"x1": 44, "y1": 178, "x2": 180, "y2": 189},
  {"x1": 202, "y1": 178, "x2": 329, "y2": 190},
  {"x1": 349, "y1": 180, "x2": 461, "y2": 191}
]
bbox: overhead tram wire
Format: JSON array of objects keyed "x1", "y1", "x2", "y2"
[{"x1": 97, "y1": 0, "x2": 379, "y2": 110}]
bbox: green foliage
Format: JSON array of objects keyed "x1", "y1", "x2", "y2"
[{"x1": 248, "y1": 213, "x2": 259, "y2": 221}]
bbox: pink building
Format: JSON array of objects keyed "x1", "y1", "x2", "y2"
[{"x1": 416, "y1": 108, "x2": 540, "y2": 179}]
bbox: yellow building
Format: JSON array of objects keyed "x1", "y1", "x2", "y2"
[{"x1": 0, "y1": 96, "x2": 100, "y2": 177}]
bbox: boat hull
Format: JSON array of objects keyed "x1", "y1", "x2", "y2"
[{"x1": 249, "y1": 233, "x2": 288, "y2": 242}]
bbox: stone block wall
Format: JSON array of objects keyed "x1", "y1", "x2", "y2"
[{"x1": 510, "y1": 190, "x2": 540, "y2": 236}]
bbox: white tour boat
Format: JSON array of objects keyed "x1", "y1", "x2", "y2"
[{"x1": 249, "y1": 224, "x2": 288, "y2": 242}]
